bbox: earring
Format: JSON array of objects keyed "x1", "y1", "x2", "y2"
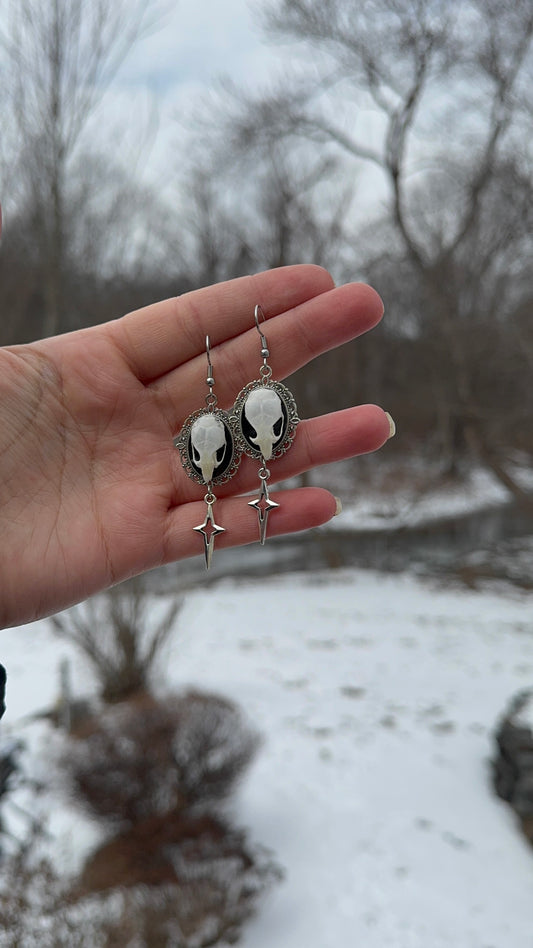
[
  {"x1": 174, "y1": 336, "x2": 241, "y2": 569},
  {"x1": 233, "y1": 305, "x2": 299, "y2": 544}
]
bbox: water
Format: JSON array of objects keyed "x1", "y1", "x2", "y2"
[{"x1": 152, "y1": 499, "x2": 533, "y2": 592}]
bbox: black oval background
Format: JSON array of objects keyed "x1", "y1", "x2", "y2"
[{"x1": 188, "y1": 421, "x2": 234, "y2": 482}]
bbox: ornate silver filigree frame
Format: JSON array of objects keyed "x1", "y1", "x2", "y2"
[
  {"x1": 232, "y1": 379, "x2": 300, "y2": 461},
  {"x1": 174, "y1": 407, "x2": 240, "y2": 487}
]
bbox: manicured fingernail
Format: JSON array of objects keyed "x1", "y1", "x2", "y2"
[
  {"x1": 334, "y1": 497, "x2": 343, "y2": 516},
  {"x1": 385, "y1": 412, "x2": 396, "y2": 439}
]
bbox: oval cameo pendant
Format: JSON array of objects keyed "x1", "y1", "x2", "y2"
[
  {"x1": 232, "y1": 380, "x2": 299, "y2": 462},
  {"x1": 174, "y1": 407, "x2": 240, "y2": 486}
]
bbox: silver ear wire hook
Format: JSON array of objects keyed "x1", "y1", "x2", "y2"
[
  {"x1": 206, "y1": 335, "x2": 213, "y2": 382},
  {"x1": 254, "y1": 305, "x2": 270, "y2": 362},
  {"x1": 205, "y1": 336, "x2": 216, "y2": 398}
]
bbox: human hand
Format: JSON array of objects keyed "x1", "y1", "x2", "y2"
[{"x1": 0, "y1": 263, "x2": 391, "y2": 628}]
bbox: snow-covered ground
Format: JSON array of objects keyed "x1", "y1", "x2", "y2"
[
  {"x1": 327, "y1": 465, "x2": 513, "y2": 531},
  {"x1": 2, "y1": 567, "x2": 533, "y2": 947}
]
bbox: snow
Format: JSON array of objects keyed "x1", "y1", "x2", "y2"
[
  {"x1": 327, "y1": 466, "x2": 512, "y2": 531},
  {"x1": 2, "y1": 567, "x2": 533, "y2": 946}
]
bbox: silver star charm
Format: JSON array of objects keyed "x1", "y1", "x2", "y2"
[
  {"x1": 194, "y1": 503, "x2": 225, "y2": 569},
  {"x1": 248, "y1": 479, "x2": 280, "y2": 545}
]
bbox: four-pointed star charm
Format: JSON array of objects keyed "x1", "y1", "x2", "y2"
[
  {"x1": 248, "y1": 478, "x2": 280, "y2": 545},
  {"x1": 194, "y1": 503, "x2": 226, "y2": 570}
]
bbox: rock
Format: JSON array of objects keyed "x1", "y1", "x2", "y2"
[{"x1": 492, "y1": 689, "x2": 533, "y2": 843}]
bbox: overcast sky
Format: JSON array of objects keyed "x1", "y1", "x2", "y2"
[
  {"x1": 105, "y1": 1, "x2": 385, "y2": 212},
  {"x1": 101, "y1": 0, "x2": 289, "y2": 192},
  {"x1": 0, "y1": 0, "x2": 385, "y2": 229},
  {"x1": 119, "y1": 0, "x2": 276, "y2": 97}
]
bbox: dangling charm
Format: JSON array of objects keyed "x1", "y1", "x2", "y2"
[
  {"x1": 174, "y1": 336, "x2": 240, "y2": 569},
  {"x1": 233, "y1": 305, "x2": 299, "y2": 544}
]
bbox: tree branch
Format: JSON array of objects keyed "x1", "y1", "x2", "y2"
[{"x1": 446, "y1": 20, "x2": 533, "y2": 256}]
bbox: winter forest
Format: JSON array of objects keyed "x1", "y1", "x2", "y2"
[{"x1": 0, "y1": 0, "x2": 532, "y2": 945}]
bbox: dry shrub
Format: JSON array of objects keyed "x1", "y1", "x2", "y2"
[
  {"x1": 78, "y1": 815, "x2": 282, "y2": 946},
  {"x1": 100, "y1": 858, "x2": 282, "y2": 947},
  {"x1": 0, "y1": 690, "x2": 281, "y2": 947},
  {"x1": 78, "y1": 811, "x2": 248, "y2": 892},
  {"x1": 0, "y1": 823, "x2": 95, "y2": 947},
  {"x1": 51, "y1": 577, "x2": 182, "y2": 704},
  {"x1": 59, "y1": 690, "x2": 278, "y2": 946},
  {"x1": 0, "y1": 840, "x2": 281, "y2": 948},
  {"x1": 62, "y1": 690, "x2": 261, "y2": 826}
]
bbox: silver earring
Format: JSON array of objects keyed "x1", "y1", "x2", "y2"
[
  {"x1": 174, "y1": 336, "x2": 241, "y2": 569},
  {"x1": 233, "y1": 305, "x2": 299, "y2": 544}
]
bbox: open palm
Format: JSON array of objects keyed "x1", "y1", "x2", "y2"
[{"x1": 0, "y1": 265, "x2": 390, "y2": 627}]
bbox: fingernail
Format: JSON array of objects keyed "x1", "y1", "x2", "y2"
[
  {"x1": 334, "y1": 496, "x2": 343, "y2": 516},
  {"x1": 385, "y1": 412, "x2": 396, "y2": 439}
]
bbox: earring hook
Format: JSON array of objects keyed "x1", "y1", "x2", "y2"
[
  {"x1": 205, "y1": 335, "x2": 216, "y2": 407},
  {"x1": 206, "y1": 335, "x2": 214, "y2": 383},
  {"x1": 254, "y1": 305, "x2": 270, "y2": 361}
]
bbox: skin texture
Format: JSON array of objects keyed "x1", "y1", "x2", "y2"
[{"x1": 0, "y1": 229, "x2": 389, "y2": 627}]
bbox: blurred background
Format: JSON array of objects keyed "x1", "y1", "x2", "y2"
[{"x1": 0, "y1": 1, "x2": 532, "y2": 946}]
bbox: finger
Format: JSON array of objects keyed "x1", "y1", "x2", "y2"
[
  {"x1": 163, "y1": 486, "x2": 338, "y2": 563},
  {"x1": 156, "y1": 283, "x2": 384, "y2": 429},
  {"x1": 171, "y1": 404, "x2": 391, "y2": 505},
  {"x1": 111, "y1": 265, "x2": 335, "y2": 382}
]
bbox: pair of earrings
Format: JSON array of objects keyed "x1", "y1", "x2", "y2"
[{"x1": 174, "y1": 305, "x2": 299, "y2": 569}]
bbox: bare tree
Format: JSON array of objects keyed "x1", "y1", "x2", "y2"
[
  {"x1": 223, "y1": 0, "x2": 533, "y2": 494},
  {"x1": 175, "y1": 138, "x2": 353, "y2": 286},
  {"x1": 0, "y1": 149, "x2": 175, "y2": 344},
  {"x1": 0, "y1": 0, "x2": 158, "y2": 337},
  {"x1": 235, "y1": 144, "x2": 353, "y2": 275},
  {"x1": 174, "y1": 166, "x2": 249, "y2": 288},
  {"x1": 173, "y1": 137, "x2": 358, "y2": 432}
]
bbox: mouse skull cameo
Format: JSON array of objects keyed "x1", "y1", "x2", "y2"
[
  {"x1": 243, "y1": 387, "x2": 284, "y2": 461},
  {"x1": 233, "y1": 380, "x2": 299, "y2": 461},
  {"x1": 190, "y1": 414, "x2": 226, "y2": 482},
  {"x1": 174, "y1": 407, "x2": 240, "y2": 486}
]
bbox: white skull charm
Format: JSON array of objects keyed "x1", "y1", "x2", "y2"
[
  {"x1": 174, "y1": 407, "x2": 240, "y2": 487},
  {"x1": 190, "y1": 413, "x2": 226, "y2": 483},
  {"x1": 233, "y1": 380, "x2": 299, "y2": 462},
  {"x1": 243, "y1": 387, "x2": 284, "y2": 461}
]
